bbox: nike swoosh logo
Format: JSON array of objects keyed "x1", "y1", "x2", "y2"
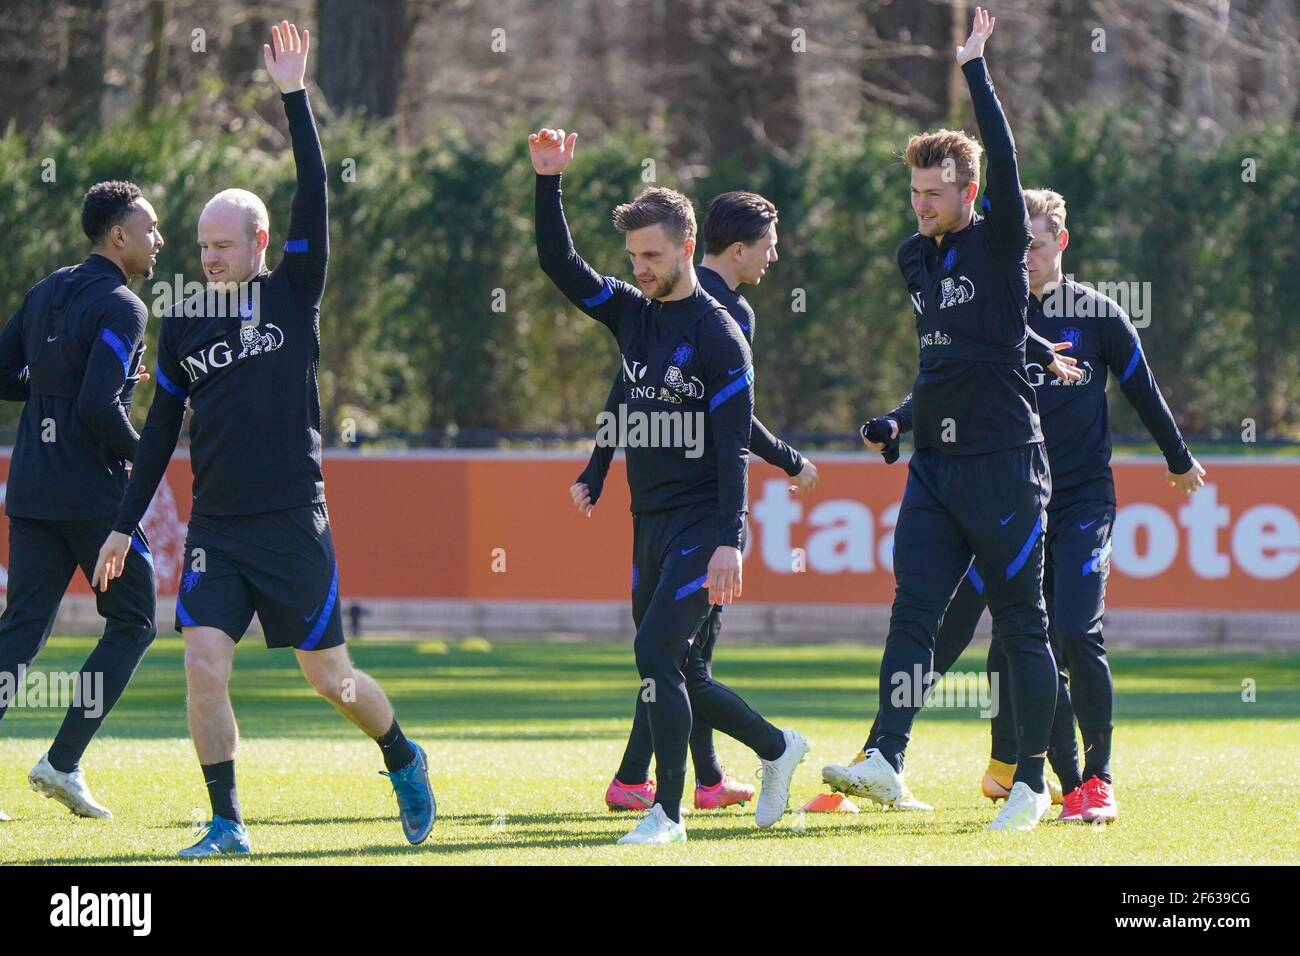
[
  {"x1": 46, "y1": 335, "x2": 58, "y2": 342},
  {"x1": 1079, "y1": 519, "x2": 1097, "y2": 530},
  {"x1": 728, "y1": 366, "x2": 746, "y2": 376},
  {"x1": 680, "y1": 545, "x2": 701, "y2": 555},
  {"x1": 304, "y1": 602, "x2": 322, "y2": 621},
  {"x1": 999, "y1": 512, "x2": 1016, "y2": 526}
]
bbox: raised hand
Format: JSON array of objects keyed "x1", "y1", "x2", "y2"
[
  {"x1": 529, "y1": 128, "x2": 578, "y2": 176},
  {"x1": 263, "y1": 19, "x2": 309, "y2": 94},
  {"x1": 956, "y1": 5, "x2": 996, "y2": 65}
]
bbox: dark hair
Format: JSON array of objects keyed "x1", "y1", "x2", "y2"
[
  {"x1": 702, "y1": 191, "x2": 777, "y2": 255},
  {"x1": 612, "y1": 187, "x2": 697, "y2": 246},
  {"x1": 82, "y1": 180, "x2": 144, "y2": 244}
]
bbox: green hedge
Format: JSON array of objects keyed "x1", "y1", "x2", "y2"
[{"x1": 1, "y1": 102, "x2": 1295, "y2": 443}]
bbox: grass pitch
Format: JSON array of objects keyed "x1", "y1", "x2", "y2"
[{"x1": 1, "y1": 636, "x2": 1296, "y2": 865}]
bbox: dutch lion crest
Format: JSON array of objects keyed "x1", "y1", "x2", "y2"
[
  {"x1": 663, "y1": 365, "x2": 704, "y2": 399},
  {"x1": 938, "y1": 275, "x2": 975, "y2": 309},
  {"x1": 236, "y1": 322, "x2": 285, "y2": 359}
]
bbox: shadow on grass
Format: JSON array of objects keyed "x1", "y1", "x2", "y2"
[{"x1": 2, "y1": 640, "x2": 1296, "y2": 742}]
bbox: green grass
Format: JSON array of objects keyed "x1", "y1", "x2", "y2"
[{"x1": 1, "y1": 637, "x2": 1297, "y2": 865}]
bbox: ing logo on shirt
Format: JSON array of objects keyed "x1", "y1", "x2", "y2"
[
  {"x1": 621, "y1": 354, "x2": 647, "y2": 383},
  {"x1": 1027, "y1": 360, "x2": 1093, "y2": 388},
  {"x1": 179, "y1": 323, "x2": 286, "y2": 384}
]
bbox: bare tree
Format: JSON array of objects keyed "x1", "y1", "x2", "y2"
[{"x1": 316, "y1": 0, "x2": 414, "y2": 122}]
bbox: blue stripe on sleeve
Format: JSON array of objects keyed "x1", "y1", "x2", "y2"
[
  {"x1": 966, "y1": 564, "x2": 984, "y2": 595},
  {"x1": 284, "y1": 238, "x2": 309, "y2": 253},
  {"x1": 1119, "y1": 345, "x2": 1143, "y2": 384},
  {"x1": 582, "y1": 277, "x2": 614, "y2": 308},
  {"x1": 100, "y1": 328, "x2": 132, "y2": 374},
  {"x1": 708, "y1": 367, "x2": 754, "y2": 413},
  {"x1": 155, "y1": 366, "x2": 187, "y2": 401}
]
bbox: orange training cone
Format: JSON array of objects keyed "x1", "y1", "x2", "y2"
[{"x1": 801, "y1": 792, "x2": 860, "y2": 813}]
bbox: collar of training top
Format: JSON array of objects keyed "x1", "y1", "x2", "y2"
[
  {"x1": 651, "y1": 283, "x2": 719, "y2": 343},
  {"x1": 84, "y1": 253, "x2": 128, "y2": 283}
]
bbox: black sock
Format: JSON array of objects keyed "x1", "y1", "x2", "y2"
[
  {"x1": 46, "y1": 743, "x2": 79, "y2": 775},
  {"x1": 376, "y1": 720, "x2": 416, "y2": 772},
  {"x1": 1081, "y1": 726, "x2": 1113, "y2": 784},
  {"x1": 201, "y1": 760, "x2": 242, "y2": 826},
  {"x1": 1012, "y1": 755, "x2": 1046, "y2": 794}
]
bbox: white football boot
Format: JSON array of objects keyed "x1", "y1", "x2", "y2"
[
  {"x1": 887, "y1": 781, "x2": 934, "y2": 812},
  {"x1": 617, "y1": 803, "x2": 686, "y2": 845},
  {"x1": 821, "y1": 748, "x2": 904, "y2": 806},
  {"x1": 29, "y1": 753, "x2": 112, "y2": 819},
  {"x1": 987, "y1": 781, "x2": 1051, "y2": 832},
  {"x1": 755, "y1": 728, "x2": 809, "y2": 828}
]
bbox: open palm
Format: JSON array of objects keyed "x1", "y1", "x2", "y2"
[
  {"x1": 956, "y1": 6, "x2": 996, "y2": 64},
  {"x1": 263, "y1": 19, "x2": 309, "y2": 94}
]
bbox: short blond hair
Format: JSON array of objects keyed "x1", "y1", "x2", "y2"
[
  {"x1": 203, "y1": 188, "x2": 269, "y2": 240},
  {"x1": 904, "y1": 129, "x2": 983, "y2": 189},
  {"x1": 1024, "y1": 188, "x2": 1067, "y2": 237}
]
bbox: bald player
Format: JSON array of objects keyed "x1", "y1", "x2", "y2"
[{"x1": 91, "y1": 20, "x2": 434, "y2": 858}]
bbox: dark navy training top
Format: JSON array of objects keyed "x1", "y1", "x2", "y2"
[
  {"x1": 536, "y1": 174, "x2": 754, "y2": 549},
  {"x1": 0, "y1": 254, "x2": 147, "y2": 521},
  {"x1": 576, "y1": 264, "x2": 804, "y2": 507},
  {"x1": 896, "y1": 56, "x2": 1059, "y2": 457},
  {"x1": 886, "y1": 278, "x2": 1192, "y2": 511},
  {"x1": 115, "y1": 89, "x2": 329, "y2": 532}
]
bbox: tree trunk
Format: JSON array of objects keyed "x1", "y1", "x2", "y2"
[
  {"x1": 59, "y1": 0, "x2": 108, "y2": 127},
  {"x1": 316, "y1": 0, "x2": 411, "y2": 120}
]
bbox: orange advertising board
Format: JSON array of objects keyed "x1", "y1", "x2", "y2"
[{"x1": 3, "y1": 452, "x2": 1297, "y2": 612}]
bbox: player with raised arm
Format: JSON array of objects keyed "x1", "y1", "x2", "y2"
[
  {"x1": 532, "y1": 129, "x2": 808, "y2": 844},
  {"x1": 860, "y1": 188, "x2": 1205, "y2": 823},
  {"x1": 0, "y1": 182, "x2": 162, "y2": 822},
  {"x1": 821, "y1": 7, "x2": 1085, "y2": 832},
  {"x1": 574, "y1": 191, "x2": 819, "y2": 815},
  {"x1": 91, "y1": 21, "x2": 435, "y2": 857}
]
